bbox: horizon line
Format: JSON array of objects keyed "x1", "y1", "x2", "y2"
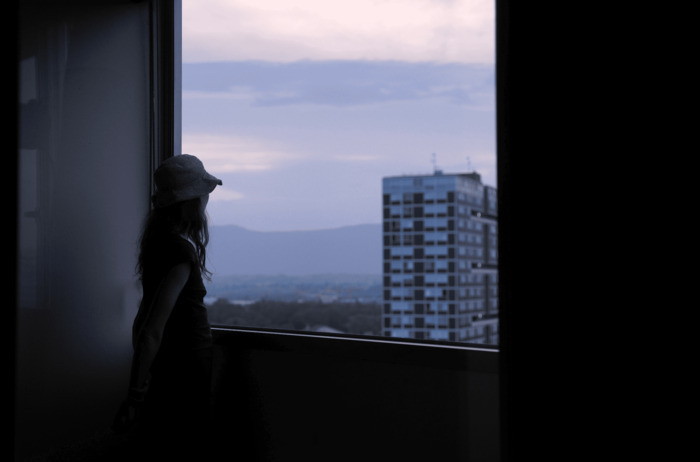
[{"x1": 208, "y1": 222, "x2": 382, "y2": 234}]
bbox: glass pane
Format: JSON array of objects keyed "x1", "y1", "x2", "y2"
[{"x1": 182, "y1": 0, "x2": 497, "y2": 345}]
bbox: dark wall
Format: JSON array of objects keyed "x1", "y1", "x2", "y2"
[
  {"x1": 211, "y1": 329, "x2": 500, "y2": 462},
  {"x1": 15, "y1": 1, "x2": 151, "y2": 459}
]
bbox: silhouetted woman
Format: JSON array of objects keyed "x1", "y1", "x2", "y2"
[{"x1": 113, "y1": 154, "x2": 221, "y2": 458}]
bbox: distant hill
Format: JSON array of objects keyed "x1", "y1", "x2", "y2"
[{"x1": 206, "y1": 223, "x2": 382, "y2": 277}]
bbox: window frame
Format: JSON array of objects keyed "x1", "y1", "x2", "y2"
[
  {"x1": 172, "y1": 0, "x2": 502, "y2": 353},
  {"x1": 150, "y1": 0, "x2": 181, "y2": 197}
]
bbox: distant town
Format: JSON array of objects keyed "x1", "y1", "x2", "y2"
[{"x1": 205, "y1": 273, "x2": 382, "y2": 306}]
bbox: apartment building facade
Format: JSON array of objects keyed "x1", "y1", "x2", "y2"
[{"x1": 382, "y1": 171, "x2": 498, "y2": 344}]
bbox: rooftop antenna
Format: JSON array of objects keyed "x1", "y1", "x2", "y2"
[
  {"x1": 431, "y1": 153, "x2": 442, "y2": 175},
  {"x1": 466, "y1": 156, "x2": 472, "y2": 172}
]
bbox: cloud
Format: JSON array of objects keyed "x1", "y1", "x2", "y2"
[
  {"x1": 180, "y1": 7, "x2": 497, "y2": 231},
  {"x1": 182, "y1": 61, "x2": 494, "y2": 108},
  {"x1": 330, "y1": 154, "x2": 379, "y2": 163},
  {"x1": 182, "y1": 133, "x2": 305, "y2": 173},
  {"x1": 210, "y1": 187, "x2": 244, "y2": 202},
  {"x1": 181, "y1": 65, "x2": 497, "y2": 193},
  {"x1": 182, "y1": 0, "x2": 494, "y2": 64}
]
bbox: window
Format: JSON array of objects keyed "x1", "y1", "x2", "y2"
[{"x1": 182, "y1": 0, "x2": 496, "y2": 345}]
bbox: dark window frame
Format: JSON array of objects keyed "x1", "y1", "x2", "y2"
[{"x1": 170, "y1": 0, "x2": 502, "y2": 354}]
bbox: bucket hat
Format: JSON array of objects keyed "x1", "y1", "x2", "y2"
[{"x1": 152, "y1": 154, "x2": 222, "y2": 208}]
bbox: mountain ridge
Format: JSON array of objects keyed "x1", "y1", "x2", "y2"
[{"x1": 206, "y1": 223, "x2": 383, "y2": 277}]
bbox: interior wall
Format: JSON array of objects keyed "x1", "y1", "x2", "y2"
[{"x1": 16, "y1": 1, "x2": 151, "y2": 459}]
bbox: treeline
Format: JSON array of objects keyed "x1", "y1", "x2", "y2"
[
  {"x1": 207, "y1": 298, "x2": 382, "y2": 336},
  {"x1": 205, "y1": 274, "x2": 383, "y2": 303}
]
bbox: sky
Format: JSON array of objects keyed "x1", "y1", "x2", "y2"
[{"x1": 181, "y1": 0, "x2": 496, "y2": 232}]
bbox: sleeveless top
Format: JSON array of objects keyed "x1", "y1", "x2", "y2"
[{"x1": 137, "y1": 234, "x2": 213, "y2": 357}]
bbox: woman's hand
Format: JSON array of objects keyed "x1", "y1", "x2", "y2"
[{"x1": 111, "y1": 398, "x2": 142, "y2": 435}]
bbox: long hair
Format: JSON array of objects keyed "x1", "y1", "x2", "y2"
[{"x1": 137, "y1": 197, "x2": 212, "y2": 281}]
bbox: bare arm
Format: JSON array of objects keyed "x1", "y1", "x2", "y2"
[
  {"x1": 113, "y1": 262, "x2": 192, "y2": 434},
  {"x1": 127, "y1": 262, "x2": 192, "y2": 399}
]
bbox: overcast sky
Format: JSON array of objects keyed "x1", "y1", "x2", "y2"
[{"x1": 181, "y1": 0, "x2": 496, "y2": 231}]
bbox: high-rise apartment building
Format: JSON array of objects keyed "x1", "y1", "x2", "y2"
[{"x1": 382, "y1": 170, "x2": 498, "y2": 344}]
